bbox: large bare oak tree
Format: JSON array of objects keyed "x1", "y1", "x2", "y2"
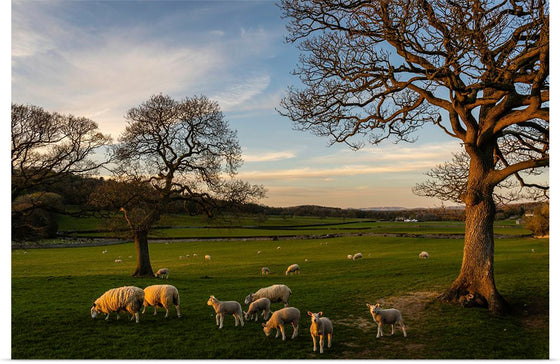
[
  {"x1": 97, "y1": 94, "x2": 265, "y2": 277},
  {"x1": 279, "y1": 0, "x2": 548, "y2": 313}
]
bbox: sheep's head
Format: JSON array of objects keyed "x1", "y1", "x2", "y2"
[
  {"x1": 207, "y1": 296, "x2": 216, "y2": 306},
  {"x1": 262, "y1": 322, "x2": 272, "y2": 336},
  {"x1": 307, "y1": 311, "x2": 323, "y2": 325},
  {"x1": 90, "y1": 303, "x2": 101, "y2": 318},
  {"x1": 244, "y1": 293, "x2": 254, "y2": 305},
  {"x1": 366, "y1": 303, "x2": 381, "y2": 314}
]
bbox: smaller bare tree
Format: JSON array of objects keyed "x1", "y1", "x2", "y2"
[{"x1": 98, "y1": 94, "x2": 265, "y2": 277}]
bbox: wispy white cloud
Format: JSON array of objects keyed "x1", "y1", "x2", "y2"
[
  {"x1": 244, "y1": 151, "x2": 296, "y2": 163},
  {"x1": 211, "y1": 74, "x2": 271, "y2": 111}
]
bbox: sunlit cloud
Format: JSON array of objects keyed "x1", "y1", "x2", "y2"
[{"x1": 244, "y1": 151, "x2": 296, "y2": 163}]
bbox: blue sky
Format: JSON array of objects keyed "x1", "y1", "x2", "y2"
[{"x1": 11, "y1": 0, "x2": 541, "y2": 209}]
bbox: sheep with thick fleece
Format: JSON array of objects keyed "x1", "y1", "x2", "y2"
[
  {"x1": 308, "y1": 311, "x2": 333, "y2": 353},
  {"x1": 285, "y1": 263, "x2": 300, "y2": 276},
  {"x1": 366, "y1": 303, "x2": 407, "y2": 338},
  {"x1": 244, "y1": 297, "x2": 271, "y2": 322},
  {"x1": 262, "y1": 307, "x2": 300, "y2": 340},
  {"x1": 352, "y1": 252, "x2": 363, "y2": 261},
  {"x1": 154, "y1": 268, "x2": 169, "y2": 279},
  {"x1": 418, "y1": 251, "x2": 429, "y2": 259},
  {"x1": 207, "y1": 295, "x2": 244, "y2": 329},
  {"x1": 244, "y1": 284, "x2": 292, "y2": 307},
  {"x1": 90, "y1": 286, "x2": 144, "y2": 323},
  {"x1": 142, "y1": 284, "x2": 181, "y2": 318}
]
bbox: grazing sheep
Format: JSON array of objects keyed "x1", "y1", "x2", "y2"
[
  {"x1": 347, "y1": 255, "x2": 353, "y2": 260},
  {"x1": 244, "y1": 297, "x2": 271, "y2": 322},
  {"x1": 193, "y1": 253, "x2": 198, "y2": 258},
  {"x1": 285, "y1": 264, "x2": 300, "y2": 276},
  {"x1": 142, "y1": 284, "x2": 181, "y2": 318},
  {"x1": 276, "y1": 246, "x2": 281, "y2": 250},
  {"x1": 90, "y1": 286, "x2": 145, "y2": 323},
  {"x1": 261, "y1": 267, "x2": 270, "y2": 276},
  {"x1": 114, "y1": 259, "x2": 122, "y2": 263},
  {"x1": 154, "y1": 268, "x2": 169, "y2": 279},
  {"x1": 308, "y1": 311, "x2": 333, "y2": 353},
  {"x1": 352, "y1": 253, "x2": 363, "y2": 261},
  {"x1": 418, "y1": 251, "x2": 429, "y2": 259},
  {"x1": 179, "y1": 256, "x2": 184, "y2": 259},
  {"x1": 262, "y1": 307, "x2": 300, "y2": 340},
  {"x1": 245, "y1": 284, "x2": 292, "y2": 307},
  {"x1": 366, "y1": 303, "x2": 407, "y2": 338},
  {"x1": 205, "y1": 255, "x2": 211, "y2": 261},
  {"x1": 257, "y1": 250, "x2": 262, "y2": 255},
  {"x1": 207, "y1": 295, "x2": 244, "y2": 329}
]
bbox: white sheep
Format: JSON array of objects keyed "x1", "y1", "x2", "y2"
[
  {"x1": 114, "y1": 259, "x2": 122, "y2": 263},
  {"x1": 142, "y1": 284, "x2": 181, "y2": 318},
  {"x1": 308, "y1": 311, "x2": 333, "y2": 353},
  {"x1": 347, "y1": 254, "x2": 353, "y2": 260},
  {"x1": 257, "y1": 250, "x2": 262, "y2": 255},
  {"x1": 205, "y1": 255, "x2": 211, "y2": 261},
  {"x1": 418, "y1": 251, "x2": 429, "y2": 259},
  {"x1": 243, "y1": 297, "x2": 271, "y2": 322},
  {"x1": 285, "y1": 263, "x2": 300, "y2": 276},
  {"x1": 207, "y1": 295, "x2": 244, "y2": 329},
  {"x1": 366, "y1": 303, "x2": 407, "y2": 338},
  {"x1": 154, "y1": 268, "x2": 169, "y2": 279},
  {"x1": 261, "y1": 267, "x2": 270, "y2": 276},
  {"x1": 262, "y1": 307, "x2": 300, "y2": 340},
  {"x1": 245, "y1": 284, "x2": 292, "y2": 307},
  {"x1": 352, "y1": 253, "x2": 363, "y2": 261},
  {"x1": 90, "y1": 286, "x2": 145, "y2": 323},
  {"x1": 193, "y1": 253, "x2": 198, "y2": 258}
]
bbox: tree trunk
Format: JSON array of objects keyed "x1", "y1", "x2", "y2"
[
  {"x1": 440, "y1": 151, "x2": 510, "y2": 314},
  {"x1": 132, "y1": 229, "x2": 154, "y2": 277}
]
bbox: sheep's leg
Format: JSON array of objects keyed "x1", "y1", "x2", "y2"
[
  {"x1": 142, "y1": 306, "x2": 146, "y2": 315},
  {"x1": 116, "y1": 313, "x2": 120, "y2": 320},
  {"x1": 319, "y1": 335, "x2": 324, "y2": 354},
  {"x1": 164, "y1": 307, "x2": 170, "y2": 318},
  {"x1": 215, "y1": 313, "x2": 220, "y2": 326},
  {"x1": 275, "y1": 327, "x2": 280, "y2": 338},
  {"x1": 376, "y1": 324, "x2": 383, "y2": 338},
  {"x1": 134, "y1": 312, "x2": 140, "y2": 323},
  {"x1": 175, "y1": 305, "x2": 181, "y2": 318},
  {"x1": 291, "y1": 322, "x2": 299, "y2": 339},
  {"x1": 153, "y1": 306, "x2": 158, "y2": 316},
  {"x1": 312, "y1": 335, "x2": 317, "y2": 352},
  {"x1": 239, "y1": 314, "x2": 244, "y2": 327},
  {"x1": 401, "y1": 322, "x2": 407, "y2": 337},
  {"x1": 219, "y1": 314, "x2": 224, "y2": 329},
  {"x1": 234, "y1": 314, "x2": 239, "y2": 326},
  {"x1": 327, "y1": 333, "x2": 332, "y2": 348},
  {"x1": 279, "y1": 324, "x2": 286, "y2": 341},
  {"x1": 390, "y1": 324, "x2": 395, "y2": 335},
  {"x1": 105, "y1": 313, "x2": 110, "y2": 321}
]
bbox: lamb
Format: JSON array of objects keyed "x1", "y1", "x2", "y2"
[
  {"x1": 90, "y1": 286, "x2": 145, "y2": 323},
  {"x1": 243, "y1": 297, "x2": 271, "y2": 322},
  {"x1": 262, "y1": 307, "x2": 300, "y2": 340},
  {"x1": 352, "y1": 252, "x2": 363, "y2": 261},
  {"x1": 308, "y1": 311, "x2": 333, "y2": 353},
  {"x1": 142, "y1": 284, "x2": 181, "y2": 318},
  {"x1": 207, "y1": 295, "x2": 244, "y2": 329},
  {"x1": 244, "y1": 284, "x2": 292, "y2": 307},
  {"x1": 261, "y1": 267, "x2": 270, "y2": 276},
  {"x1": 154, "y1": 268, "x2": 169, "y2": 279},
  {"x1": 366, "y1": 303, "x2": 407, "y2": 338},
  {"x1": 285, "y1": 263, "x2": 300, "y2": 276},
  {"x1": 205, "y1": 255, "x2": 211, "y2": 261},
  {"x1": 418, "y1": 251, "x2": 429, "y2": 259}
]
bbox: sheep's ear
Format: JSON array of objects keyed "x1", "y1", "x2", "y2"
[
  {"x1": 318, "y1": 311, "x2": 323, "y2": 316},
  {"x1": 365, "y1": 303, "x2": 371, "y2": 308},
  {"x1": 307, "y1": 311, "x2": 313, "y2": 316}
]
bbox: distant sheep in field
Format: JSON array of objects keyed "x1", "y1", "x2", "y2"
[
  {"x1": 261, "y1": 267, "x2": 270, "y2": 276},
  {"x1": 244, "y1": 297, "x2": 271, "y2": 322},
  {"x1": 262, "y1": 307, "x2": 300, "y2": 340},
  {"x1": 347, "y1": 255, "x2": 353, "y2": 260},
  {"x1": 114, "y1": 259, "x2": 122, "y2": 263},
  {"x1": 366, "y1": 303, "x2": 407, "y2": 338},
  {"x1": 276, "y1": 246, "x2": 281, "y2": 250},
  {"x1": 285, "y1": 264, "x2": 300, "y2": 276},
  {"x1": 142, "y1": 284, "x2": 181, "y2": 318},
  {"x1": 418, "y1": 251, "x2": 429, "y2": 259},
  {"x1": 352, "y1": 253, "x2": 363, "y2": 261},
  {"x1": 154, "y1": 268, "x2": 169, "y2": 279},
  {"x1": 207, "y1": 295, "x2": 244, "y2": 329},
  {"x1": 257, "y1": 250, "x2": 262, "y2": 255},
  {"x1": 245, "y1": 284, "x2": 292, "y2": 307},
  {"x1": 308, "y1": 311, "x2": 333, "y2": 353},
  {"x1": 91, "y1": 286, "x2": 144, "y2": 323},
  {"x1": 193, "y1": 253, "x2": 198, "y2": 258},
  {"x1": 205, "y1": 255, "x2": 211, "y2": 261}
]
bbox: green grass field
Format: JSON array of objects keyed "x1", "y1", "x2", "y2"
[{"x1": 12, "y1": 220, "x2": 548, "y2": 359}]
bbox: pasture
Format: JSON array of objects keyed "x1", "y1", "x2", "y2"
[{"x1": 12, "y1": 220, "x2": 548, "y2": 359}]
